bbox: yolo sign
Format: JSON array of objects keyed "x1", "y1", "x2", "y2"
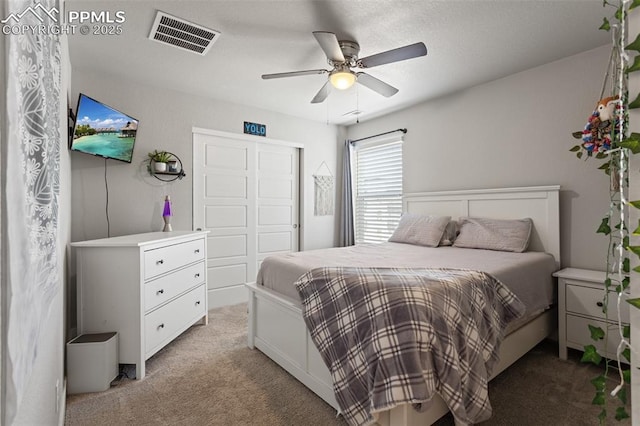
[{"x1": 244, "y1": 121, "x2": 266, "y2": 137}]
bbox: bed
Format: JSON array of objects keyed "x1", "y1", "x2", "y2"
[{"x1": 246, "y1": 186, "x2": 560, "y2": 425}]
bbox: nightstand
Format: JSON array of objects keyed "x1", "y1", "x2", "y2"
[{"x1": 554, "y1": 267, "x2": 629, "y2": 361}]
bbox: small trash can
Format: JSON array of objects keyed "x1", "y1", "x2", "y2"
[{"x1": 66, "y1": 332, "x2": 118, "y2": 394}]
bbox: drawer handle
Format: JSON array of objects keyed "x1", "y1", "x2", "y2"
[
  {"x1": 194, "y1": 249, "x2": 200, "y2": 254},
  {"x1": 597, "y1": 301, "x2": 604, "y2": 307},
  {"x1": 194, "y1": 273, "x2": 200, "y2": 278},
  {"x1": 157, "y1": 289, "x2": 164, "y2": 295},
  {"x1": 195, "y1": 301, "x2": 201, "y2": 306},
  {"x1": 157, "y1": 323, "x2": 165, "y2": 330},
  {"x1": 156, "y1": 259, "x2": 164, "y2": 265}
]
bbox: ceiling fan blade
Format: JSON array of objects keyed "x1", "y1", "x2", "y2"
[
  {"x1": 356, "y1": 73, "x2": 398, "y2": 97},
  {"x1": 262, "y1": 69, "x2": 328, "y2": 79},
  {"x1": 358, "y1": 42, "x2": 427, "y2": 68},
  {"x1": 313, "y1": 31, "x2": 345, "y2": 63},
  {"x1": 311, "y1": 81, "x2": 331, "y2": 104}
]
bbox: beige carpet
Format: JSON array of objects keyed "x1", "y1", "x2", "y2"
[{"x1": 66, "y1": 304, "x2": 630, "y2": 426}]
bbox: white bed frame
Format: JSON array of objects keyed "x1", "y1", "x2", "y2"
[{"x1": 246, "y1": 186, "x2": 561, "y2": 425}]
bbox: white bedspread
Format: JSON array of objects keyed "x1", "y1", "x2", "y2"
[{"x1": 256, "y1": 242, "x2": 557, "y2": 315}]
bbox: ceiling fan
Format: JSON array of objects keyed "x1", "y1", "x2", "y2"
[{"x1": 261, "y1": 31, "x2": 428, "y2": 104}]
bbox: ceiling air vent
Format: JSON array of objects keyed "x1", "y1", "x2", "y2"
[{"x1": 148, "y1": 11, "x2": 220, "y2": 56}]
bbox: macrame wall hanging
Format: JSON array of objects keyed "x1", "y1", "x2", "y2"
[{"x1": 313, "y1": 161, "x2": 334, "y2": 216}]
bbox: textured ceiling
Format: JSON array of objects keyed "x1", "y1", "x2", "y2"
[{"x1": 67, "y1": 0, "x2": 610, "y2": 125}]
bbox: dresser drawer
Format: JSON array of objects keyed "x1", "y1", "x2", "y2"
[
  {"x1": 565, "y1": 283, "x2": 630, "y2": 323},
  {"x1": 566, "y1": 315, "x2": 625, "y2": 360},
  {"x1": 144, "y1": 284, "x2": 207, "y2": 356},
  {"x1": 144, "y1": 238, "x2": 205, "y2": 279},
  {"x1": 144, "y1": 262, "x2": 205, "y2": 312}
]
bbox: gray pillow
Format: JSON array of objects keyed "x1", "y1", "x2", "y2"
[
  {"x1": 438, "y1": 220, "x2": 459, "y2": 246},
  {"x1": 453, "y1": 217, "x2": 533, "y2": 253},
  {"x1": 389, "y1": 214, "x2": 451, "y2": 247}
]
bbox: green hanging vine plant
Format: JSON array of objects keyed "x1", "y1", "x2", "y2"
[{"x1": 569, "y1": 0, "x2": 640, "y2": 423}]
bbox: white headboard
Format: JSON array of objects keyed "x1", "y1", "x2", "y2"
[{"x1": 403, "y1": 186, "x2": 561, "y2": 266}]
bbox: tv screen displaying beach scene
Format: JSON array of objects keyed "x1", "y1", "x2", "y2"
[{"x1": 71, "y1": 94, "x2": 139, "y2": 163}]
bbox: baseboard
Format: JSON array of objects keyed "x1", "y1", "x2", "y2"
[
  {"x1": 208, "y1": 285, "x2": 248, "y2": 309},
  {"x1": 57, "y1": 379, "x2": 66, "y2": 426}
]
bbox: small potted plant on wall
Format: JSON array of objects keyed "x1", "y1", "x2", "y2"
[{"x1": 148, "y1": 150, "x2": 172, "y2": 173}]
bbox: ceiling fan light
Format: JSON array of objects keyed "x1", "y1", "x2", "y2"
[{"x1": 330, "y1": 71, "x2": 356, "y2": 90}]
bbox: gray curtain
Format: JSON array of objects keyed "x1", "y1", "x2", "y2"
[{"x1": 338, "y1": 140, "x2": 354, "y2": 246}]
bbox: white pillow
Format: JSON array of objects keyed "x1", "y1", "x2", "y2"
[
  {"x1": 388, "y1": 214, "x2": 451, "y2": 247},
  {"x1": 453, "y1": 217, "x2": 533, "y2": 253}
]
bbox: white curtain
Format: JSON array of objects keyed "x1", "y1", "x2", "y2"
[{"x1": 4, "y1": 0, "x2": 62, "y2": 421}]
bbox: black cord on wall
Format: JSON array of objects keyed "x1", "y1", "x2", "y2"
[{"x1": 104, "y1": 158, "x2": 110, "y2": 237}]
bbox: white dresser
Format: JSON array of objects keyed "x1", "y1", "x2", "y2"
[
  {"x1": 72, "y1": 231, "x2": 209, "y2": 379},
  {"x1": 555, "y1": 267, "x2": 629, "y2": 361}
]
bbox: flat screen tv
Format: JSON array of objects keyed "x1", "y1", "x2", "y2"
[{"x1": 70, "y1": 93, "x2": 139, "y2": 163}]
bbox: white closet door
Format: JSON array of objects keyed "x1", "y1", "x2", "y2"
[
  {"x1": 193, "y1": 133, "x2": 256, "y2": 308},
  {"x1": 256, "y1": 144, "x2": 300, "y2": 273},
  {"x1": 193, "y1": 130, "x2": 300, "y2": 309}
]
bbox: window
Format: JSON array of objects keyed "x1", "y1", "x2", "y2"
[{"x1": 352, "y1": 138, "x2": 403, "y2": 244}]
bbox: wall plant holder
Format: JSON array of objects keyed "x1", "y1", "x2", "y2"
[{"x1": 147, "y1": 151, "x2": 186, "y2": 182}]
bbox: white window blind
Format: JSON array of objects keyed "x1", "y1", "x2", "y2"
[{"x1": 353, "y1": 139, "x2": 403, "y2": 244}]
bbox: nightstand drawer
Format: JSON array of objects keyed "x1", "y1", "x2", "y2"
[
  {"x1": 566, "y1": 315, "x2": 625, "y2": 360},
  {"x1": 566, "y1": 283, "x2": 629, "y2": 323}
]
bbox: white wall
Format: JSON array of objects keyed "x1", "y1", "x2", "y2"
[
  {"x1": 70, "y1": 70, "x2": 340, "y2": 248},
  {"x1": 0, "y1": 1, "x2": 5, "y2": 422},
  {"x1": 347, "y1": 45, "x2": 612, "y2": 269}
]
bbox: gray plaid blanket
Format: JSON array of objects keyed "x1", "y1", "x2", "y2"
[{"x1": 295, "y1": 267, "x2": 526, "y2": 426}]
